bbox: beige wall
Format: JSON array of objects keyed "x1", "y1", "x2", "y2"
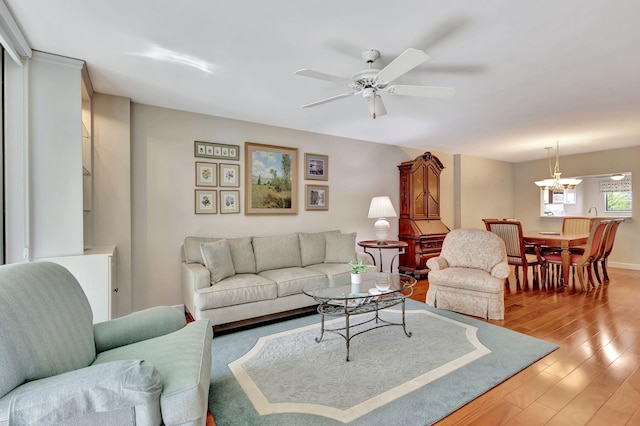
[
  {"x1": 128, "y1": 103, "x2": 455, "y2": 311},
  {"x1": 97, "y1": 100, "x2": 638, "y2": 312},
  {"x1": 454, "y1": 154, "x2": 515, "y2": 229},
  {"x1": 93, "y1": 93, "x2": 133, "y2": 317}
]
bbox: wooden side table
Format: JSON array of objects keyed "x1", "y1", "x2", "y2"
[{"x1": 357, "y1": 240, "x2": 409, "y2": 272}]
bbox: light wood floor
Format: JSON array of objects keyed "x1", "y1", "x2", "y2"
[{"x1": 208, "y1": 267, "x2": 640, "y2": 425}]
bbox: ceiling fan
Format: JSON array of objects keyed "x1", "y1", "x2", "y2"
[{"x1": 295, "y1": 48, "x2": 455, "y2": 119}]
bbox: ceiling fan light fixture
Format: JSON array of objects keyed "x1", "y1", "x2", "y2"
[
  {"x1": 367, "y1": 93, "x2": 386, "y2": 119},
  {"x1": 611, "y1": 173, "x2": 625, "y2": 181},
  {"x1": 362, "y1": 87, "x2": 375, "y2": 100},
  {"x1": 295, "y1": 47, "x2": 454, "y2": 117}
]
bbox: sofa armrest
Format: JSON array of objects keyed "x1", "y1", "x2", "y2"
[
  {"x1": 94, "y1": 306, "x2": 186, "y2": 353},
  {"x1": 6, "y1": 360, "x2": 161, "y2": 426},
  {"x1": 491, "y1": 262, "x2": 510, "y2": 279},
  {"x1": 182, "y1": 262, "x2": 210, "y2": 291},
  {"x1": 426, "y1": 256, "x2": 448, "y2": 271}
]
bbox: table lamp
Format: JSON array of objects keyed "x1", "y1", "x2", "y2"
[{"x1": 367, "y1": 196, "x2": 397, "y2": 244}]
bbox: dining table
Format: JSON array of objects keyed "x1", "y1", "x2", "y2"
[{"x1": 523, "y1": 230, "x2": 589, "y2": 286}]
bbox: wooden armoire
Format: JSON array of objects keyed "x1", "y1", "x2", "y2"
[{"x1": 397, "y1": 152, "x2": 450, "y2": 278}]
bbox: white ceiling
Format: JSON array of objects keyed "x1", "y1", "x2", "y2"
[{"x1": 6, "y1": 0, "x2": 640, "y2": 162}]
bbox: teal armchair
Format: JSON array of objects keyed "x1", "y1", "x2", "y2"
[{"x1": 0, "y1": 262, "x2": 213, "y2": 426}]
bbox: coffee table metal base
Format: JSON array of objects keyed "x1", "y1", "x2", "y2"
[{"x1": 313, "y1": 296, "x2": 412, "y2": 361}]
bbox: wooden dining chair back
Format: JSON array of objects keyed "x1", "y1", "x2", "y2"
[
  {"x1": 545, "y1": 219, "x2": 611, "y2": 291},
  {"x1": 562, "y1": 217, "x2": 595, "y2": 235},
  {"x1": 593, "y1": 218, "x2": 624, "y2": 284},
  {"x1": 482, "y1": 219, "x2": 545, "y2": 288}
]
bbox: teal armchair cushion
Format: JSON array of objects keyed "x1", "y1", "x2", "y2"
[
  {"x1": 0, "y1": 262, "x2": 95, "y2": 398},
  {"x1": 94, "y1": 306, "x2": 186, "y2": 353},
  {"x1": 7, "y1": 360, "x2": 161, "y2": 426},
  {"x1": 94, "y1": 320, "x2": 213, "y2": 426}
]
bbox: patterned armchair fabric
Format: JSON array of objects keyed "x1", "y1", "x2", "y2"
[{"x1": 426, "y1": 228, "x2": 509, "y2": 320}]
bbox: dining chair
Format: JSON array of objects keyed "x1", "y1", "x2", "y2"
[
  {"x1": 544, "y1": 219, "x2": 611, "y2": 291},
  {"x1": 561, "y1": 217, "x2": 595, "y2": 255},
  {"x1": 482, "y1": 219, "x2": 546, "y2": 289},
  {"x1": 562, "y1": 217, "x2": 595, "y2": 234},
  {"x1": 593, "y1": 218, "x2": 624, "y2": 284}
]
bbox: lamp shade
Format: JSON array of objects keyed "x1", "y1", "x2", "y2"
[
  {"x1": 368, "y1": 196, "x2": 397, "y2": 243},
  {"x1": 367, "y1": 196, "x2": 397, "y2": 219}
]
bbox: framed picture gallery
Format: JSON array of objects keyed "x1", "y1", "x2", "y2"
[{"x1": 194, "y1": 141, "x2": 240, "y2": 161}]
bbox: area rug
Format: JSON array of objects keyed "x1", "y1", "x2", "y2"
[{"x1": 209, "y1": 299, "x2": 557, "y2": 425}]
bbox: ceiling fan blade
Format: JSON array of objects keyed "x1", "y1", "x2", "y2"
[
  {"x1": 367, "y1": 95, "x2": 387, "y2": 119},
  {"x1": 301, "y1": 92, "x2": 356, "y2": 108},
  {"x1": 375, "y1": 48, "x2": 429, "y2": 84},
  {"x1": 387, "y1": 85, "x2": 455, "y2": 99},
  {"x1": 295, "y1": 69, "x2": 352, "y2": 86}
]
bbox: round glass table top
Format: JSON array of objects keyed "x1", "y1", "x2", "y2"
[{"x1": 303, "y1": 272, "x2": 416, "y2": 301}]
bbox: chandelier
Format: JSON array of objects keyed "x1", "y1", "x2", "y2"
[{"x1": 534, "y1": 141, "x2": 582, "y2": 193}]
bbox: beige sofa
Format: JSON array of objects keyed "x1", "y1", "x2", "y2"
[{"x1": 181, "y1": 230, "x2": 367, "y2": 328}]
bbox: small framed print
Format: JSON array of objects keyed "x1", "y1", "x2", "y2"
[
  {"x1": 195, "y1": 190, "x2": 217, "y2": 214},
  {"x1": 195, "y1": 142, "x2": 207, "y2": 156},
  {"x1": 305, "y1": 153, "x2": 328, "y2": 181},
  {"x1": 305, "y1": 184, "x2": 328, "y2": 211},
  {"x1": 195, "y1": 162, "x2": 217, "y2": 187},
  {"x1": 219, "y1": 163, "x2": 240, "y2": 187},
  {"x1": 194, "y1": 141, "x2": 240, "y2": 160},
  {"x1": 220, "y1": 190, "x2": 240, "y2": 214}
]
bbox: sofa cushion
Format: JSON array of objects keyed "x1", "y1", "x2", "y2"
[
  {"x1": 259, "y1": 267, "x2": 327, "y2": 297},
  {"x1": 93, "y1": 320, "x2": 213, "y2": 426},
  {"x1": 253, "y1": 233, "x2": 302, "y2": 272},
  {"x1": 299, "y1": 230, "x2": 340, "y2": 266},
  {"x1": 427, "y1": 267, "x2": 504, "y2": 294},
  {"x1": 196, "y1": 274, "x2": 277, "y2": 310},
  {"x1": 324, "y1": 232, "x2": 357, "y2": 263},
  {"x1": 184, "y1": 236, "x2": 219, "y2": 264},
  {"x1": 440, "y1": 228, "x2": 506, "y2": 273},
  {"x1": 304, "y1": 263, "x2": 351, "y2": 287},
  {"x1": 200, "y1": 240, "x2": 236, "y2": 283},
  {"x1": 185, "y1": 237, "x2": 256, "y2": 273},
  {"x1": 227, "y1": 237, "x2": 256, "y2": 274}
]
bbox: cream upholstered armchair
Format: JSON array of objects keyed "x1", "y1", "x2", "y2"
[{"x1": 426, "y1": 228, "x2": 510, "y2": 320}]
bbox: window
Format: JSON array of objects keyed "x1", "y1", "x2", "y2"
[{"x1": 605, "y1": 191, "x2": 632, "y2": 212}]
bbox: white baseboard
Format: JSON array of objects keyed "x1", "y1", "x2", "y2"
[{"x1": 608, "y1": 262, "x2": 640, "y2": 271}]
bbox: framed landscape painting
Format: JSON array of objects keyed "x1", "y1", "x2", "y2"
[{"x1": 245, "y1": 142, "x2": 298, "y2": 215}]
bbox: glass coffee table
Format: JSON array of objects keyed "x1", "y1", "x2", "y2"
[{"x1": 302, "y1": 272, "x2": 417, "y2": 361}]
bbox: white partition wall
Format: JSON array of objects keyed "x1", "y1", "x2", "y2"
[{"x1": 28, "y1": 52, "x2": 85, "y2": 258}]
